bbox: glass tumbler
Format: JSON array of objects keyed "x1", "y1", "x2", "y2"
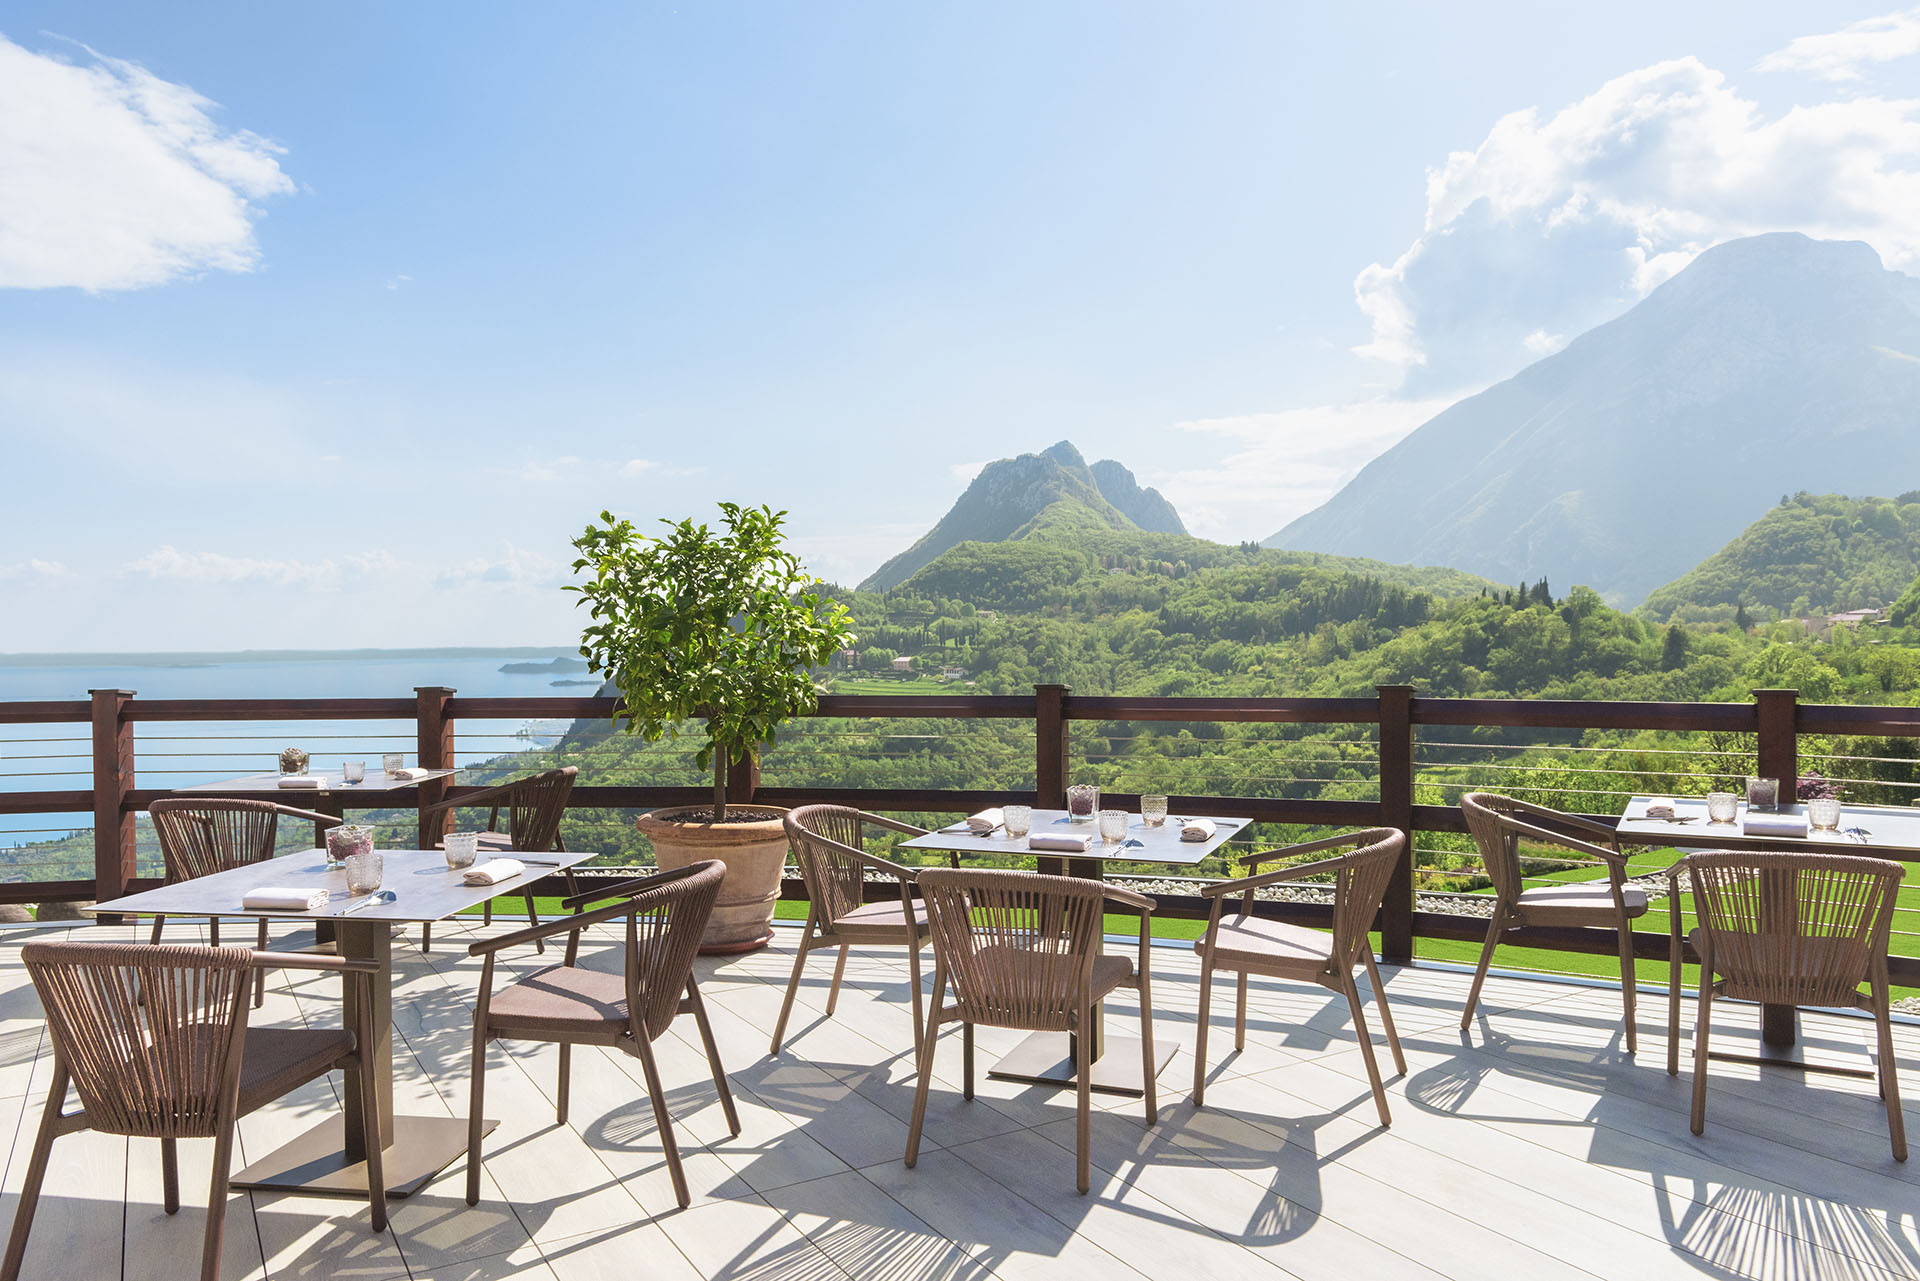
[
  {"x1": 1706, "y1": 791, "x2": 1738, "y2": 824},
  {"x1": 444, "y1": 831, "x2": 481, "y2": 869},
  {"x1": 344, "y1": 851, "x2": 384, "y2": 895},
  {"x1": 1808, "y1": 797, "x2": 1843, "y2": 831},
  {"x1": 1066, "y1": 783, "x2": 1099, "y2": 821},
  {"x1": 342, "y1": 759, "x2": 366, "y2": 784},
  {"x1": 383, "y1": 752, "x2": 406, "y2": 776},
  {"x1": 1140, "y1": 795, "x2": 1169, "y2": 827},
  {"x1": 1002, "y1": 804, "x2": 1032, "y2": 838},
  {"x1": 1098, "y1": 809, "x2": 1129, "y2": 844}
]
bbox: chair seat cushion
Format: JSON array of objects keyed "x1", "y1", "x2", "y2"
[
  {"x1": 475, "y1": 832, "x2": 516, "y2": 852},
  {"x1": 831, "y1": 897, "x2": 930, "y2": 940},
  {"x1": 487, "y1": 964, "x2": 633, "y2": 1037},
  {"x1": 956, "y1": 946, "x2": 1135, "y2": 1016},
  {"x1": 1686, "y1": 926, "x2": 1870, "y2": 1004},
  {"x1": 238, "y1": 1026, "x2": 357, "y2": 1115},
  {"x1": 1517, "y1": 883, "x2": 1648, "y2": 925},
  {"x1": 1198, "y1": 915, "x2": 1336, "y2": 976}
]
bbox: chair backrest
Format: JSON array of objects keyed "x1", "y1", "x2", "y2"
[
  {"x1": 1325, "y1": 829, "x2": 1406, "y2": 970},
  {"x1": 149, "y1": 798, "x2": 283, "y2": 884},
  {"x1": 785, "y1": 805, "x2": 874, "y2": 925},
  {"x1": 1459, "y1": 793, "x2": 1534, "y2": 907},
  {"x1": 22, "y1": 941, "x2": 252, "y2": 1139},
  {"x1": 504, "y1": 767, "x2": 577, "y2": 853},
  {"x1": 916, "y1": 868, "x2": 1106, "y2": 1033},
  {"x1": 1683, "y1": 851, "x2": 1903, "y2": 1008},
  {"x1": 621, "y1": 859, "x2": 726, "y2": 1041}
]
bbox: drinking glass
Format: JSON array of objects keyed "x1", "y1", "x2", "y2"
[
  {"x1": 1746, "y1": 776, "x2": 1779, "y2": 812},
  {"x1": 444, "y1": 831, "x2": 481, "y2": 869},
  {"x1": 383, "y1": 752, "x2": 406, "y2": 776},
  {"x1": 1140, "y1": 795, "x2": 1169, "y2": 827},
  {"x1": 342, "y1": 759, "x2": 366, "y2": 784},
  {"x1": 325, "y1": 823, "x2": 373, "y2": 868},
  {"x1": 1066, "y1": 783, "x2": 1099, "y2": 821},
  {"x1": 1808, "y1": 797, "x2": 1843, "y2": 831},
  {"x1": 1706, "y1": 792, "x2": 1738, "y2": 824},
  {"x1": 1098, "y1": 809, "x2": 1128, "y2": 843},
  {"x1": 1002, "y1": 804, "x2": 1032, "y2": 838},
  {"x1": 344, "y1": 851, "x2": 384, "y2": 895}
]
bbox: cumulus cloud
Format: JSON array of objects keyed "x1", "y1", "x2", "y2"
[
  {"x1": 0, "y1": 34, "x2": 294, "y2": 291},
  {"x1": 126, "y1": 546, "x2": 345, "y2": 588},
  {"x1": 0, "y1": 559, "x2": 67, "y2": 580},
  {"x1": 1758, "y1": 6, "x2": 1920, "y2": 82},
  {"x1": 1354, "y1": 55, "x2": 1920, "y2": 391},
  {"x1": 431, "y1": 544, "x2": 564, "y2": 591}
]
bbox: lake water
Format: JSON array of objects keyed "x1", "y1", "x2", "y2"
[{"x1": 0, "y1": 648, "x2": 599, "y2": 849}]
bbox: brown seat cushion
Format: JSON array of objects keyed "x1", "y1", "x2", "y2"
[
  {"x1": 487, "y1": 965, "x2": 633, "y2": 1037},
  {"x1": 952, "y1": 946, "x2": 1135, "y2": 1018},
  {"x1": 475, "y1": 832, "x2": 516, "y2": 852},
  {"x1": 1518, "y1": 883, "x2": 1648, "y2": 925},
  {"x1": 1199, "y1": 915, "x2": 1336, "y2": 977},
  {"x1": 237, "y1": 1026, "x2": 357, "y2": 1115},
  {"x1": 1687, "y1": 926, "x2": 1870, "y2": 1005},
  {"x1": 831, "y1": 897, "x2": 930, "y2": 940}
]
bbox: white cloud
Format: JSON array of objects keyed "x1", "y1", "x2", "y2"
[
  {"x1": 1162, "y1": 399, "x2": 1456, "y2": 542},
  {"x1": 126, "y1": 546, "x2": 342, "y2": 588},
  {"x1": 948, "y1": 460, "x2": 987, "y2": 484},
  {"x1": 0, "y1": 559, "x2": 66, "y2": 580},
  {"x1": 0, "y1": 34, "x2": 294, "y2": 291},
  {"x1": 430, "y1": 544, "x2": 564, "y2": 591},
  {"x1": 618, "y1": 458, "x2": 660, "y2": 478},
  {"x1": 1355, "y1": 55, "x2": 1920, "y2": 391},
  {"x1": 1758, "y1": 6, "x2": 1920, "y2": 82}
]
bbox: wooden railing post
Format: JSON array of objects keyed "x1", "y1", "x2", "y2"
[
  {"x1": 89, "y1": 688, "x2": 136, "y2": 911},
  {"x1": 1034, "y1": 684, "x2": 1069, "y2": 808},
  {"x1": 726, "y1": 750, "x2": 762, "y2": 809},
  {"x1": 1377, "y1": 684, "x2": 1415, "y2": 964},
  {"x1": 1754, "y1": 688, "x2": 1800, "y2": 804},
  {"x1": 416, "y1": 686, "x2": 456, "y2": 849}
]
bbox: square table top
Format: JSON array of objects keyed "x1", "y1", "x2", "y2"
[
  {"x1": 90, "y1": 847, "x2": 599, "y2": 924},
  {"x1": 898, "y1": 808, "x2": 1243, "y2": 867},
  {"x1": 1615, "y1": 794, "x2": 1920, "y2": 859},
  {"x1": 174, "y1": 768, "x2": 459, "y2": 797}
]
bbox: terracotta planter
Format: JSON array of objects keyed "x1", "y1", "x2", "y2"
[{"x1": 636, "y1": 805, "x2": 790, "y2": 955}]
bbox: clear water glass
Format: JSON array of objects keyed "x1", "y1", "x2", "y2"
[
  {"x1": 1706, "y1": 791, "x2": 1738, "y2": 824},
  {"x1": 344, "y1": 851, "x2": 384, "y2": 895},
  {"x1": 1002, "y1": 804, "x2": 1032, "y2": 838},
  {"x1": 1140, "y1": 795, "x2": 1169, "y2": 827},
  {"x1": 1066, "y1": 783, "x2": 1099, "y2": 821},
  {"x1": 383, "y1": 752, "x2": 406, "y2": 776},
  {"x1": 444, "y1": 831, "x2": 481, "y2": 869},
  {"x1": 1098, "y1": 809, "x2": 1128, "y2": 843},
  {"x1": 1746, "y1": 776, "x2": 1779, "y2": 811},
  {"x1": 1808, "y1": 797, "x2": 1843, "y2": 831},
  {"x1": 342, "y1": 759, "x2": 366, "y2": 784}
]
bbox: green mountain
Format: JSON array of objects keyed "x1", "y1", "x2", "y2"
[
  {"x1": 1641, "y1": 492, "x2": 1920, "y2": 623},
  {"x1": 859, "y1": 442, "x2": 1180, "y2": 590},
  {"x1": 1270, "y1": 233, "x2": 1920, "y2": 607}
]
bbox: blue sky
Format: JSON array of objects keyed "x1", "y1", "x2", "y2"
[{"x1": 2, "y1": 2, "x2": 1917, "y2": 649}]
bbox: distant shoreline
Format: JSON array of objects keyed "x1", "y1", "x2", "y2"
[{"x1": 0, "y1": 646, "x2": 577, "y2": 667}]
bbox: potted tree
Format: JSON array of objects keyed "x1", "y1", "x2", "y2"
[{"x1": 570, "y1": 502, "x2": 855, "y2": 952}]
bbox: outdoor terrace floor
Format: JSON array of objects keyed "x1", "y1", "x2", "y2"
[{"x1": 0, "y1": 914, "x2": 1915, "y2": 1281}]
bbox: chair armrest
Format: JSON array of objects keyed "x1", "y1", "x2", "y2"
[
  {"x1": 1102, "y1": 885, "x2": 1155, "y2": 913},
  {"x1": 861, "y1": 813, "x2": 930, "y2": 838},
  {"x1": 1203, "y1": 853, "x2": 1347, "y2": 898},
  {"x1": 418, "y1": 778, "x2": 520, "y2": 817},
  {"x1": 1502, "y1": 798, "x2": 1618, "y2": 841},
  {"x1": 801, "y1": 830, "x2": 920, "y2": 883},
  {"x1": 249, "y1": 952, "x2": 379, "y2": 975},
  {"x1": 1237, "y1": 830, "x2": 1365, "y2": 870},
  {"x1": 271, "y1": 805, "x2": 344, "y2": 828},
  {"x1": 1493, "y1": 814, "x2": 1629, "y2": 869},
  {"x1": 469, "y1": 897, "x2": 634, "y2": 957},
  {"x1": 558, "y1": 862, "x2": 719, "y2": 912}
]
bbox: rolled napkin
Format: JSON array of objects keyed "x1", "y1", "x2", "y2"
[
  {"x1": 1028, "y1": 832, "x2": 1093, "y2": 853},
  {"x1": 242, "y1": 886, "x2": 330, "y2": 911},
  {"x1": 462, "y1": 858, "x2": 524, "y2": 886},
  {"x1": 276, "y1": 775, "x2": 325, "y2": 789},
  {"x1": 1643, "y1": 798, "x2": 1677, "y2": 820},
  {"x1": 1743, "y1": 812, "x2": 1810, "y2": 839},
  {"x1": 965, "y1": 807, "x2": 1004, "y2": 834},
  {"x1": 1181, "y1": 818, "x2": 1217, "y2": 842},
  {"x1": 389, "y1": 766, "x2": 435, "y2": 782}
]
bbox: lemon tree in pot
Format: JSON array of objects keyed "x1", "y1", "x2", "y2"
[{"x1": 571, "y1": 502, "x2": 854, "y2": 953}]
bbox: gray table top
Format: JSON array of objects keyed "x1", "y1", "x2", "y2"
[
  {"x1": 898, "y1": 808, "x2": 1243, "y2": 867},
  {"x1": 174, "y1": 768, "x2": 459, "y2": 797},
  {"x1": 1616, "y1": 794, "x2": 1920, "y2": 858},
  {"x1": 91, "y1": 847, "x2": 600, "y2": 924}
]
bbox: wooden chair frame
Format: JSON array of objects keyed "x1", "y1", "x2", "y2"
[{"x1": 420, "y1": 766, "x2": 579, "y2": 953}]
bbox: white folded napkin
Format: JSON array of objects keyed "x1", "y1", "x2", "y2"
[
  {"x1": 462, "y1": 858, "x2": 524, "y2": 886},
  {"x1": 389, "y1": 766, "x2": 435, "y2": 782},
  {"x1": 1181, "y1": 818, "x2": 1217, "y2": 842},
  {"x1": 1743, "y1": 813, "x2": 1810, "y2": 839},
  {"x1": 1028, "y1": 832, "x2": 1093, "y2": 853},
  {"x1": 276, "y1": 775, "x2": 325, "y2": 789},
  {"x1": 1643, "y1": 798, "x2": 1677, "y2": 820},
  {"x1": 965, "y1": 808, "x2": 1004, "y2": 834},
  {"x1": 243, "y1": 886, "x2": 330, "y2": 911}
]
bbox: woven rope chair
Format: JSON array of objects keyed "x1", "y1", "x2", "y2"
[
  {"x1": 1459, "y1": 792, "x2": 1649, "y2": 1051},
  {"x1": 148, "y1": 797, "x2": 341, "y2": 1007},
  {"x1": 905, "y1": 868, "x2": 1158, "y2": 1194},
  {"x1": 1666, "y1": 850, "x2": 1907, "y2": 1159},
  {"x1": 770, "y1": 805, "x2": 949, "y2": 1065},
  {"x1": 465, "y1": 858, "x2": 739, "y2": 1208},
  {"x1": 2, "y1": 942, "x2": 385, "y2": 1281},
  {"x1": 419, "y1": 766, "x2": 579, "y2": 953},
  {"x1": 1191, "y1": 828, "x2": 1407, "y2": 1125}
]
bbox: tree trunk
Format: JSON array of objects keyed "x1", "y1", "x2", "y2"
[{"x1": 713, "y1": 753, "x2": 728, "y2": 823}]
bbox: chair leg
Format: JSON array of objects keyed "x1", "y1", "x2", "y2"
[
  {"x1": 769, "y1": 921, "x2": 816, "y2": 1056},
  {"x1": 1689, "y1": 979, "x2": 1715, "y2": 1136},
  {"x1": 906, "y1": 936, "x2": 927, "y2": 1069},
  {"x1": 1137, "y1": 974, "x2": 1158, "y2": 1126},
  {"x1": 526, "y1": 891, "x2": 545, "y2": 955},
  {"x1": 254, "y1": 919, "x2": 269, "y2": 1008},
  {"x1": 466, "y1": 1025, "x2": 490, "y2": 1206},
  {"x1": 1667, "y1": 934, "x2": 1684, "y2": 1077},
  {"x1": 1362, "y1": 949, "x2": 1406, "y2": 1076},
  {"x1": 825, "y1": 943, "x2": 851, "y2": 1017},
  {"x1": 635, "y1": 1034, "x2": 689, "y2": 1208},
  {"x1": 421, "y1": 922, "x2": 432, "y2": 953},
  {"x1": 1874, "y1": 986, "x2": 1907, "y2": 1161},
  {"x1": 358, "y1": 1039, "x2": 388, "y2": 1232},
  {"x1": 1616, "y1": 918, "x2": 1638, "y2": 1055},
  {"x1": 688, "y1": 979, "x2": 740, "y2": 1136},
  {"x1": 149, "y1": 914, "x2": 165, "y2": 946},
  {"x1": 962, "y1": 1022, "x2": 974, "y2": 1100},
  {"x1": 1075, "y1": 997, "x2": 1093, "y2": 1195},
  {"x1": 557, "y1": 1044, "x2": 572, "y2": 1125},
  {"x1": 1461, "y1": 905, "x2": 1506, "y2": 1031},
  {"x1": 905, "y1": 973, "x2": 943, "y2": 1169},
  {"x1": 1234, "y1": 972, "x2": 1250, "y2": 1052},
  {"x1": 3, "y1": 1069, "x2": 67, "y2": 1281},
  {"x1": 1342, "y1": 972, "x2": 1392, "y2": 1128},
  {"x1": 200, "y1": 1117, "x2": 238, "y2": 1281},
  {"x1": 208, "y1": 916, "x2": 220, "y2": 949},
  {"x1": 161, "y1": 1136, "x2": 180, "y2": 1214},
  {"x1": 1192, "y1": 957, "x2": 1216, "y2": 1106}
]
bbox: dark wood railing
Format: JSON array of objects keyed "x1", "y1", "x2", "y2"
[{"x1": 4, "y1": 683, "x2": 1918, "y2": 984}]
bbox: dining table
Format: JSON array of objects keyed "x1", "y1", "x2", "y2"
[
  {"x1": 897, "y1": 807, "x2": 1243, "y2": 1097},
  {"x1": 90, "y1": 845, "x2": 600, "y2": 1198},
  {"x1": 175, "y1": 766, "x2": 459, "y2": 835}
]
